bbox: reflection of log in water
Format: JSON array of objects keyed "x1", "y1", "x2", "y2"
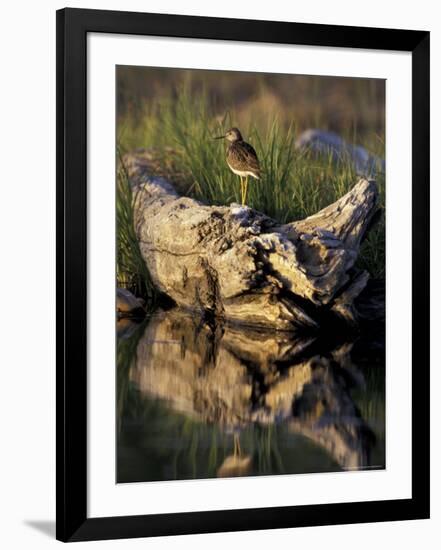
[
  {"x1": 130, "y1": 308, "x2": 378, "y2": 470},
  {"x1": 288, "y1": 353, "x2": 376, "y2": 470}
]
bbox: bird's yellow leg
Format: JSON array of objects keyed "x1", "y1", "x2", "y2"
[
  {"x1": 240, "y1": 176, "x2": 244, "y2": 205},
  {"x1": 243, "y1": 176, "x2": 249, "y2": 205}
]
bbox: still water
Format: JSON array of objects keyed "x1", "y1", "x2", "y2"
[{"x1": 117, "y1": 308, "x2": 385, "y2": 483}]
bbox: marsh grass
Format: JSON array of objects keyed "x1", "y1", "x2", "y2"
[
  {"x1": 116, "y1": 153, "x2": 158, "y2": 301},
  {"x1": 117, "y1": 87, "x2": 385, "y2": 298}
]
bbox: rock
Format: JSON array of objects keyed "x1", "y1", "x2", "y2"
[
  {"x1": 295, "y1": 129, "x2": 385, "y2": 178},
  {"x1": 116, "y1": 287, "x2": 145, "y2": 318}
]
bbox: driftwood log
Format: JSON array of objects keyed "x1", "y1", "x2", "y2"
[{"x1": 125, "y1": 151, "x2": 380, "y2": 331}]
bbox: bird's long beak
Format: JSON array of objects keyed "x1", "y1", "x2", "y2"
[{"x1": 213, "y1": 135, "x2": 225, "y2": 140}]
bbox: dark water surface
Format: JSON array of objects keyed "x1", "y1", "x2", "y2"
[{"x1": 117, "y1": 309, "x2": 385, "y2": 483}]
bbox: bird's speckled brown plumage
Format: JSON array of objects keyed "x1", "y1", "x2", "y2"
[{"x1": 227, "y1": 138, "x2": 261, "y2": 179}]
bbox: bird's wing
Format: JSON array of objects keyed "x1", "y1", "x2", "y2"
[
  {"x1": 229, "y1": 141, "x2": 261, "y2": 174},
  {"x1": 240, "y1": 142, "x2": 260, "y2": 172}
]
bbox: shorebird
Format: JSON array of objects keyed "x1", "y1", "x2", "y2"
[{"x1": 214, "y1": 127, "x2": 261, "y2": 206}]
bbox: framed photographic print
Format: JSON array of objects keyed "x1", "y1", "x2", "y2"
[{"x1": 56, "y1": 8, "x2": 430, "y2": 542}]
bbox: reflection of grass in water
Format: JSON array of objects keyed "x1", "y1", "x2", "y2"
[
  {"x1": 117, "y1": 86, "x2": 385, "y2": 281},
  {"x1": 350, "y1": 364, "x2": 385, "y2": 468},
  {"x1": 116, "y1": 320, "x2": 149, "y2": 433},
  {"x1": 352, "y1": 366, "x2": 385, "y2": 438},
  {"x1": 231, "y1": 424, "x2": 286, "y2": 476},
  {"x1": 207, "y1": 429, "x2": 218, "y2": 476}
]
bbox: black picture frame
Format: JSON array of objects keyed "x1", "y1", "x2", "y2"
[{"x1": 56, "y1": 7, "x2": 430, "y2": 542}]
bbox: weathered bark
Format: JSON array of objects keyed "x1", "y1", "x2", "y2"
[{"x1": 125, "y1": 151, "x2": 379, "y2": 331}]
